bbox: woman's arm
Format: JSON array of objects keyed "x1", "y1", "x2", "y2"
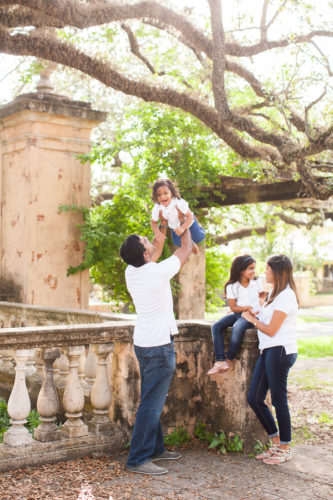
[
  {"x1": 174, "y1": 210, "x2": 194, "y2": 236},
  {"x1": 241, "y1": 309, "x2": 287, "y2": 337}
]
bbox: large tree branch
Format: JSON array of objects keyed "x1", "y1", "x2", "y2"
[
  {"x1": 1, "y1": 1, "x2": 333, "y2": 59},
  {"x1": 212, "y1": 226, "x2": 268, "y2": 245},
  {"x1": 0, "y1": 28, "x2": 281, "y2": 162},
  {"x1": 208, "y1": 0, "x2": 230, "y2": 120}
]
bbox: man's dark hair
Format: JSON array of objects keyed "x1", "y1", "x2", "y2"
[{"x1": 120, "y1": 234, "x2": 146, "y2": 267}]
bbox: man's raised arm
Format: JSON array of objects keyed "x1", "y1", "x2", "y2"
[{"x1": 174, "y1": 228, "x2": 192, "y2": 267}]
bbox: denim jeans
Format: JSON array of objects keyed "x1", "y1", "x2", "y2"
[
  {"x1": 211, "y1": 313, "x2": 253, "y2": 361},
  {"x1": 247, "y1": 346, "x2": 297, "y2": 444},
  {"x1": 126, "y1": 342, "x2": 176, "y2": 467},
  {"x1": 171, "y1": 216, "x2": 205, "y2": 247}
]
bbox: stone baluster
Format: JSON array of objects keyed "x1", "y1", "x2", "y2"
[
  {"x1": 57, "y1": 351, "x2": 69, "y2": 388},
  {"x1": 53, "y1": 356, "x2": 60, "y2": 379},
  {"x1": 0, "y1": 350, "x2": 14, "y2": 372},
  {"x1": 25, "y1": 348, "x2": 36, "y2": 377},
  {"x1": 88, "y1": 344, "x2": 114, "y2": 435},
  {"x1": 61, "y1": 346, "x2": 88, "y2": 437},
  {"x1": 78, "y1": 346, "x2": 86, "y2": 383},
  {"x1": 84, "y1": 345, "x2": 97, "y2": 390},
  {"x1": 34, "y1": 348, "x2": 61, "y2": 442},
  {"x1": 3, "y1": 349, "x2": 33, "y2": 446}
]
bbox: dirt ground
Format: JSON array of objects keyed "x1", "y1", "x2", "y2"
[
  {"x1": 288, "y1": 357, "x2": 333, "y2": 446},
  {"x1": 0, "y1": 357, "x2": 331, "y2": 499}
]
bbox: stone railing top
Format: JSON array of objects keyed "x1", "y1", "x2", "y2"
[
  {"x1": 0, "y1": 319, "x2": 258, "y2": 350},
  {"x1": 0, "y1": 301, "x2": 131, "y2": 324}
]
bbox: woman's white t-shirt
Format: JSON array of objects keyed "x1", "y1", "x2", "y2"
[
  {"x1": 151, "y1": 197, "x2": 190, "y2": 230},
  {"x1": 226, "y1": 279, "x2": 263, "y2": 313},
  {"x1": 258, "y1": 286, "x2": 298, "y2": 354}
]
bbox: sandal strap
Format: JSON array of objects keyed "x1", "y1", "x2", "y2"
[{"x1": 267, "y1": 448, "x2": 292, "y2": 463}]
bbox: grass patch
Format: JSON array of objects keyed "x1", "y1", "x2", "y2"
[
  {"x1": 317, "y1": 412, "x2": 333, "y2": 425},
  {"x1": 290, "y1": 368, "x2": 331, "y2": 390},
  {"x1": 297, "y1": 336, "x2": 333, "y2": 358},
  {"x1": 164, "y1": 426, "x2": 190, "y2": 447},
  {"x1": 298, "y1": 316, "x2": 333, "y2": 323}
]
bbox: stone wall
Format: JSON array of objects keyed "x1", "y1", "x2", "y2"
[
  {"x1": 0, "y1": 303, "x2": 267, "y2": 459},
  {"x1": 110, "y1": 321, "x2": 267, "y2": 451}
]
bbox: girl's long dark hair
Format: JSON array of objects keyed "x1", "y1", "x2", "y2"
[
  {"x1": 266, "y1": 254, "x2": 299, "y2": 306},
  {"x1": 151, "y1": 178, "x2": 180, "y2": 202},
  {"x1": 224, "y1": 255, "x2": 256, "y2": 295}
]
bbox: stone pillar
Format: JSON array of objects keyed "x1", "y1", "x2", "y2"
[
  {"x1": 0, "y1": 93, "x2": 106, "y2": 308},
  {"x1": 174, "y1": 245, "x2": 206, "y2": 319}
]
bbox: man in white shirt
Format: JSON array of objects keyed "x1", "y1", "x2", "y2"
[{"x1": 120, "y1": 220, "x2": 192, "y2": 476}]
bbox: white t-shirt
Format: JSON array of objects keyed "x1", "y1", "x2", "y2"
[
  {"x1": 151, "y1": 197, "x2": 190, "y2": 230},
  {"x1": 257, "y1": 286, "x2": 298, "y2": 354},
  {"x1": 125, "y1": 255, "x2": 181, "y2": 347},
  {"x1": 226, "y1": 279, "x2": 263, "y2": 312}
]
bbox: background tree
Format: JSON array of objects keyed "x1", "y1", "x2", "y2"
[{"x1": 1, "y1": 0, "x2": 333, "y2": 201}]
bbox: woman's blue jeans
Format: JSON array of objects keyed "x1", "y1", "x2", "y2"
[
  {"x1": 211, "y1": 313, "x2": 252, "y2": 361},
  {"x1": 247, "y1": 346, "x2": 297, "y2": 444},
  {"x1": 126, "y1": 342, "x2": 175, "y2": 467},
  {"x1": 171, "y1": 217, "x2": 205, "y2": 247}
]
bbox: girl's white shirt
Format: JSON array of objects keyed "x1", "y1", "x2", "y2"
[
  {"x1": 152, "y1": 197, "x2": 190, "y2": 229},
  {"x1": 257, "y1": 285, "x2": 298, "y2": 354},
  {"x1": 226, "y1": 278, "x2": 263, "y2": 312}
]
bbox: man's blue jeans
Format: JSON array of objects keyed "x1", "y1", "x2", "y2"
[
  {"x1": 126, "y1": 342, "x2": 175, "y2": 467},
  {"x1": 211, "y1": 313, "x2": 252, "y2": 361},
  {"x1": 247, "y1": 346, "x2": 297, "y2": 444}
]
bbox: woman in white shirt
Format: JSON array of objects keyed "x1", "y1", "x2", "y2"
[{"x1": 242, "y1": 254, "x2": 298, "y2": 465}]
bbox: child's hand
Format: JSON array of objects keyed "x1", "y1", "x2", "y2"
[
  {"x1": 248, "y1": 306, "x2": 258, "y2": 315},
  {"x1": 174, "y1": 226, "x2": 184, "y2": 236}
]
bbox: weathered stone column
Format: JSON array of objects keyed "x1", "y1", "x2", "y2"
[
  {"x1": 61, "y1": 346, "x2": 88, "y2": 438},
  {"x1": 89, "y1": 344, "x2": 113, "y2": 435},
  {"x1": 3, "y1": 349, "x2": 33, "y2": 446},
  {"x1": 174, "y1": 245, "x2": 206, "y2": 319},
  {"x1": 0, "y1": 93, "x2": 106, "y2": 308},
  {"x1": 34, "y1": 347, "x2": 61, "y2": 442}
]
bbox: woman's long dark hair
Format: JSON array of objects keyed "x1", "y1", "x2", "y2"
[
  {"x1": 224, "y1": 255, "x2": 256, "y2": 295},
  {"x1": 151, "y1": 178, "x2": 180, "y2": 202},
  {"x1": 266, "y1": 254, "x2": 299, "y2": 306}
]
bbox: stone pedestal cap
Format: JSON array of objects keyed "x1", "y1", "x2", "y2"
[{"x1": 0, "y1": 92, "x2": 107, "y2": 123}]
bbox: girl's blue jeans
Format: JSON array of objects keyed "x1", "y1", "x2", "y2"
[
  {"x1": 247, "y1": 346, "x2": 297, "y2": 444},
  {"x1": 171, "y1": 216, "x2": 205, "y2": 247},
  {"x1": 126, "y1": 342, "x2": 175, "y2": 467},
  {"x1": 211, "y1": 313, "x2": 252, "y2": 361}
]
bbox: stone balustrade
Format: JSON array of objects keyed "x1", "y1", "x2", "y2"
[{"x1": 0, "y1": 314, "x2": 267, "y2": 472}]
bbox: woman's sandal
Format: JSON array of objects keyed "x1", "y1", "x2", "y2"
[
  {"x1": 263, "y1": 447, "x2": 292, "y2": 465},
  {"x1": 255, "y1": 445, "x2": 278, "y2": 460}
]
